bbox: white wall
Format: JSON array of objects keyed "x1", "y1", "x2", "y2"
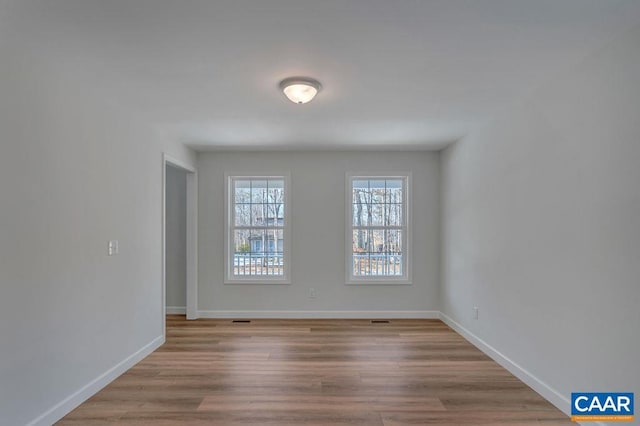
[
  {"x1": 0, "y1": 43, "x2": 195, "y2": 426},
  {"x1": 441, "y1": 24, "x2": 640, "y2": 418},
  {"x1": 165, "y1": 165, "x2": 188, "y2": 310},
  {"x1": 197, "y1": 151, "x2": 440, "y2": 316}
]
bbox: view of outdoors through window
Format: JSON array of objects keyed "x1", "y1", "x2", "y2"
[
  {"x1": 232, "y1": 178, "x2": 285, "y2": 277},
  {"x1": 351, "y1": 178, "x2": 405, "y2": 277}
]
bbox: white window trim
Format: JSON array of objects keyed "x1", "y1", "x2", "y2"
[
  {"x1": 224, "y1": 173, "x2": 292, "y2": 285},
  {"x1": 345, "y1": 172, "x2": 412, "y2": 285}
]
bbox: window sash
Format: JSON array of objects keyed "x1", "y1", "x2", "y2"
[
  {"x1": 227, "y1": 176, "x2": 289, "y2": 283},
  {"x1": 347, "y1": 175, "x2": 409, "y2": 283}
]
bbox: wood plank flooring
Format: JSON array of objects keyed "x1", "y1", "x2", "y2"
[{"x1": 58, "y1": 316, "x2": 574, "y2": 425}]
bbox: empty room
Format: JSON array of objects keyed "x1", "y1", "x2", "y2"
[{"x1": 1, "y1": 1, "x2": 639, "y2": 425}]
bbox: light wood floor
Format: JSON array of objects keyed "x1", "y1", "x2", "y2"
[{"x1": 58, "y1": 316, "x2": 574, "y2": 425}]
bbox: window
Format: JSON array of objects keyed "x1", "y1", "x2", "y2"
[
  {"x1": 347, "y1": 175, "x2": 410, "y2": 283},
  {"x1": 226, "y1": 176, "x2": 290, "y2": 283}
]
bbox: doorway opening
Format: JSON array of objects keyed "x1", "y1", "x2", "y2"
[{"x1": 162, "y1": 154, "x2": 197, "y2": 336}]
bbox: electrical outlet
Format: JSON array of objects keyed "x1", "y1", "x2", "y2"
[
  {"x1": 309, "y1": 287, "x2": 317, "y2": 299},
  {"x1": 473, "y1": 306, "x2": 479, "y2": 320}
]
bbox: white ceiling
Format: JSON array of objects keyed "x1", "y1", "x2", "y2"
[{"x1": 4, "y1": 0, "x2": 640, "y2": 150}]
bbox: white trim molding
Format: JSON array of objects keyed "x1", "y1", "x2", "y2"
[
  {"x1": 197, "y1": 310, "x2": 439, "y2": 319},
  {"x1": 224, "y1": 173, "x2": 292, "y2": 285},
  {"x1": 162, "y1": 153, "x2": 198, "y2": 324},
  {"x1": 166, "y1": 306, "x2": 187, "y2": 315},
  {"x1": 438, "y1": 312, "x2": 572, "y2": 418},
  {"x1": 345, "y1": 172, "x2": 413, "y2": 285},
  {"x1": 27, "y1": 335, "x2": 164, "y2": 426}
]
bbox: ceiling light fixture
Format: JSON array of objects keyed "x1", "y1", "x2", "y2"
[{"x1": 279, "y1": 77, "x2": 322, "y2": 104}]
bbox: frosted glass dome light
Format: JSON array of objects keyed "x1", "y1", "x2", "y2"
[{"x1": 279, "y1": 77, "x2": 322, "y2": 104}]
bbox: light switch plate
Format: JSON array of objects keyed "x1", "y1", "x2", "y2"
[{"x1": 108, "y1": 240, "x2": 119, "y2": 256}]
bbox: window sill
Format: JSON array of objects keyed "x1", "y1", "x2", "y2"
[
  {"x1": 345, "y1": 280, "x2": 412, "y2": 286},
  {"x1": 224, "y1": 280, "x2": 291, "y2": 285}
]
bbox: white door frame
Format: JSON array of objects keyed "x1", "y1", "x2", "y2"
[{"x1": 162, "y1": 153, "x2": 198, "y2": 333}]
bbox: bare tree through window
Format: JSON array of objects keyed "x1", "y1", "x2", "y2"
[
  {"x1": 231, "y1": 178, "x2": 286, "y2": 278},
  {"x1": 350, "y1": 177, "x2": 407, "y2": 280}
]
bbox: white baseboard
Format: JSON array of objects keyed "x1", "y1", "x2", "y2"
[
  {"x1": 439, "y1": 312, "x2": 572, "y2": 418},
  {"x1": 197, "y1": 310, "x2": 440, "y2": 319},
  {"x1": 166, "y1": 306, "x2": 186, "y2": 314},
  {"x1": 27, "y1": 335, "x2": 165, "y2": 426}
]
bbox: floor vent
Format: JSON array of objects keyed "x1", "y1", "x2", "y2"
[
  {"x1": 232, "y1": 320, "x2": 251, "y2": 323},
  {"x1": 371, "y1": 320, "x2": 390, "y2": 324}
]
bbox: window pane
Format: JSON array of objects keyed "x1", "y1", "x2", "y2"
[
  {"x1": 386, "y1": 179, "x2": 403, "y2": 203},
  {"x1": 234, "y1": 204, "x2": 250, "y2": 226},
  {"x1": 353, "y1": 177, "x2": 372, "y2": 225},
  {"x1": 353, "y1": 252, "x2": 368, "y2": 276},
  {"x1": 249, "y1": 230, "x2": 265, "y2": 276},
  {"x1": 386, "y1": 203, "x2": 403, "y2": 226},
  {"x1": 267, "y1": 203, "x2": 284, "y2": 225},
  {"x1": 230, "y1": 176, "x2": 287, "y2": 281},
  {"x1": 352, "y1": 229, "x2": 370, "y2": 276},
  {"x1": 385, "y1": 179, "x2": 403, "y2": 188},
  {"x1": 387, "y1": 229, "x2": 403, "y2": 254},
  {"x1": 370, "y1": 180, "x2": 385, "y2": 204},
  {"x1": 349, "y1": 176, "x2": 406, "y2": 279},
  {"x1": 233, "y1": 230, "x2": 252, "y2": 276},
  {"x1": 387, "y1": 229, "x2": 403, "y2": 276},
  {"x1": 234, "y1": 180, "x2": 251, "y2": 203},
  {"x1": 233, "y1": 229, "x2": 286, "y2": 277},
  {"x1": 352, "y1": 228, "x2": 371, "y2": 253},
  {"x1": 351, "y1": 228, "x2": 404, "y2": 277},
  {"x1": 385, "y1": 204, "x2": 404, "y2": 226},
  {"x1": 245, "y1": 229, "x2": 284, "y2": 276},
  {"x1": 267, "y1": 180, "x2": 285, "y2": 204},
  {"x1": 371, "y1": 203, "x2": 385, "y2": 226},
  {"x1": 369, "y1": 179, "x2": 385, "y2": 190},
  {"x1": 371, "y1": 229, "x2": 385, "y2": 254},
  {"x1": 353, "y1": 203, "x2": 370, "y2": 226},
  {"x1": 352, "y1": 180, "x2": 370, "y2": 203},
  {"x1": 267, "y1": 179, "x2": 283, "y2": 189},
  {"x1": 251, "y1": 180, "x2": 267, "y2": 203},
  {"x1": 249, "y1": 203, "x2": 262, "y2": 226},
  {"x1": 268, "y1": 229, "x2": 284, "y2": 276}
]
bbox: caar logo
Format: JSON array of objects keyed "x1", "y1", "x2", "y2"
[{"x1": 571, "y1": 392, "x2": 634, "y2": 422}]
